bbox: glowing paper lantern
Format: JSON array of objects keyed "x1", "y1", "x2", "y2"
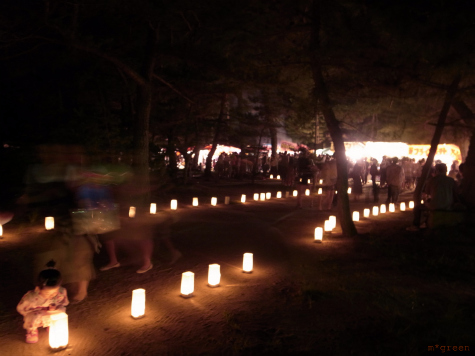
[
  {"x1": 180, "y1": 271, "x2": 194, "y2": 297},
  {"x1": 285, "y1": 191, "x2": 290, "y2": 198},
  {"x1": 305, "y1": 189, "x2": 310, "y2": 196},
  {"x1": 131, "y1": 288, "x2": 145, "y2": 319},
  {"x1": 208, "y1": 264, "x2": 221, "y2": 287},
  {"x1": 364, "y1": 208, "x2": 370, "y2": 218},
  {"x1": 150, "y1": 203, "x2": 156, "y2": 214},
  {"x1": 49, "y1": 312, "x2": 68, "y2": 350},
  {"x1": 225, "y1": 196, "x2": 230, "y2": 205},
  {"x1": 329, "y1": 215, "x2": 336, "y2": 229},
  {"x1": 241, "y1": 194, "x2": 246, "y2": 203},
  {"x1": 270, "y1": 174, "x2": 274, "y2": 179},
  {"x1": 372, "y1": 206, "x2": 379, "y2": 216},
  {"x1": 318, "y1": 188, "x2": 322, "y2": 195},
  {"x1": 277, "y1": 175, "x2": 281, "y2": 179},
  {"x1": 380, "y1": 204, "x2": 386, "y2": 213},
  {"x1": 276, "y1": 191, "x2": 282, "y2": 198},
  {"x1": 0, "y1": 224, "x2": 2, "y2": 237},
  {"x1": 170, "y1": 200, "x2": 177, "y2": 210},
  {"x1": 389, "y1": 203, "x2": 395, "y2": 212},
  {"x1": 324, "y1": 220, "x2": 332, "y2": 233},
  {"x1": 319, "y1": 179, "x2": 323, "y2": 184},
  {"x1": 352, "y1": 211, "x2": 360, "y2": 221},
  {"x1": 266, "y1": 192, "x2": 271, "y2": 200},
  {"x1": 293, "y1": 190, "x2": 298, "y2": 197},
  {"x1": 409, "y1": 201, "x2": 414, "y2": 209},
  {"x1": 243, "y1": 253, "x2": 253, "y2": 273},
  {"x1": 45, "y1": 217, "x2": 54, "y2": 230},
  {"x1": 211, "y1": 197, "x2": 217, "y2": 206},
  {"x1": 260, "y1": 193, "x2": 266, "y2": 201},
  {"x1": 254, "y1": 193, "x2": 259, "y2": 201},
  {"x1": 347, "y1": 187, "x2": 352, "y2": 194},
  {"x1": 314, "y1": 227, "x2": 323, "y2": 243},
  {"x1": 193, "y1": 197, "x2": 199, "y2": 206},
  {"x1": 400, "y1": 202, "x2": 406, "y2": 211}
]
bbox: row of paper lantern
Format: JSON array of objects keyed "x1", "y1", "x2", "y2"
[{"x1": 314, "y1": 201, "x2": 415, "y2": 242}]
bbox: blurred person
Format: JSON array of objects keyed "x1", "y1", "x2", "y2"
[
  {"x1": 386, "y1": 157, "x2": 405, "y2": 204},
  {"x1": 319, "y1": 159, "x2": 337, "y2": 210},
  {"x1": 296, "y1": 149, "x2": 314, "y2": 208},
  {"x1": 370, "y1": 159, "x2": 380, "y2": 202},
  {"x1": 351, "y1": 161, "x2": 364, "y2": 201}
]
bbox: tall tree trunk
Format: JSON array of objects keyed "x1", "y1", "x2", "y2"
[
  {"x1": 270, "y1": 126, "x2": 278, "y2": 157},
  {"x1": 310, "y1": 0, "x2": 356, "y2": 237},
  {"x1": 205, "y1": 94, "x2": 227, "y2": 179},
  {"x1": 414, "y1": 75, "x2": 461, "y2": 203}
]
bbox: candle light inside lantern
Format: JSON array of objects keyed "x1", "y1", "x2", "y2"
[
  {"x1": 208, "y1": 264, "x2": 221, "y2": 287},
  {"x1": 241, "y1": 194, "x2": 246, "y2": 203},
  {"x1": 314, "y1": 227, "x2": 323, "y2": 243},
  {"x1": 270, "y1": 174, "x2": 274, "y2": 179},
  {"x1": 380, "y1": 204, "x2": 386, "y2": 213},
  {"x1": 170, "y1": 200, "x2": 177, "y2": 210},
  {"x1": 400, "y1": 202, "x2": 406, "y2": 211},
  {"x1": 260, "y1": 193, "x2": 266, "y2": 201},
  {"x1": 329, "y1": 215, "x2": 336, "y2": 229},
  {"x1": 49, "y1": 312, "x2": 68, "y2": 350},
  {"x1": 276, "y1": 191, "x2": 282, "y2": 198},
  {"x1": 150, "y1": 203, "x2": 156, "y2": 214},
  {"x1": 180, "y1": 271, "x2": 194, "y2": 297},
  {"x1": 131, "y1": 288, "x2": 145, "y2": 319},
  {"x1": 409, "y1": 201, "x2": 414, "y2": 209},
  {"x1": 389, "y1": 203, "x2": 395, "y2": 212},
  {"x1": 319, "y1": 179, "x2": 323, "y2": 184},
  {"x1": 324, "y1": 220, "x2": 332, "y2": 233},
  {"x1": 211, "y1": 197, "x2": 217, "y2": 206},
  {"x1": 305, "y1": 189, "x2": 310, "y2": 196},
  {"x1": 421, "y1": 199, "x2": 424, "y2": 205},
  {"x1": 347, "y1": 187, "x2": 352, "y2": 194},
  {"x1": 225, "y1": 196, "x2": 230, "y2": 205},
  {"x1": 318, "y1": 188, "x2": 322, "y2": 195},
  {"x1": 0, "y1": 224, "x2": 2, "y2": 237},
  {"x1": 266, "y1": 192, "x2": 271, "y2": 200},
  {"x1": 193, "y1": 197, "x2": 199, "y2": 206},
  {"x1": 45, "y1": 217, "x2": 54, "y2": 230},
  {"x1": 254, "y1": 193, "x2": 259, "y2": 201},
  {"x1": 277, "y1": 175, "x2": 281, "y2": 179},
  {"x1": 372, "y1": 206, "x2": 379, "y2": 216},
  {"x1": 352, "y1": 211, "x2": 360, "y2": 221},
  {"x1": 243, "y1": 253, "x2": 253, "y2": 273},
  {"x1": 293, "y1": 190, "x2": 298, "y2": 197},
  {"x1": 364, "y1": 208, "x2": 370, "y2": 218}
]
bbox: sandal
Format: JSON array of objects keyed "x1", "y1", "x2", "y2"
[
  {"x1": 26, "y1": 330, "x2": 38, "y2": 344},
  {"x1": 99, "y1": 262, "x2": 120, "y2": 271}
]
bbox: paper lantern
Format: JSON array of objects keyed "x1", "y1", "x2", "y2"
[
  {"x1": 0, "y1": 224, "x2": 2, "y2": 237},
  {"x1": 243, "y1": 253, "x2": 253, "y2": 273},
  {"x1": 318, "y1": 188, "x2": 322, "y2": 195},
  {"x1": 276, "y1": 191, "x2": 282, "y2": 198},
  {"x1": 225, "y1": 196, "x2": 230, "y2": 205},
  {"x1": 347, "y1": 187, "x2": 352, "y2": 194},
  {"x1": 364, "y1": 208, "x2": 370, "y2": 218},
  {"x1": 170, "y1": 200, "x2": 177, "y2": 210},
  {"x1": 305, "y1": 189, "x2": 310, "y2": 196},
  {"x1": 150, "y1": 203, "x2": 156, "y2": 214},
  {"x1": 335, "y1": 190, "x2": 338, "y2": 194},
  {"x1": 211, "y1": 197, "x2": 217, "y2": 206},
  {"x1": 319, "y1": 179, "x2": 323, "y2": 184},
  {"x1": 49, "y1": 312, "x2": 68, "y2": 350},
  {"x1": 270, "y1": 174, "x2": 274, "y2": 179},
  {"x1": 285, "y1": 191, "x2": 290, "y2": 198},
  {"x1": 180, "y1": 271, "x2": 194, "y2": 297},
  {"x1": 266, "y1": 192, "x2": 271, "y2": 200},
  {"x1": 241, "y1": 194, "x2": 246, "y2": 203},
  {"x1": 254, "y1": 193, "x2": 259, "y2": 201},
  {"x1": 277, "y1": 175, "x2": 281, "y2": 179},
  {"x1": 324, "y1": 220, "x2": 332, "y2": 233},
  {"x1": 409, "y1": 201, "x2": 414, "y2": 209},
  {"x1": 131, "y1": 288, "x2": 145, "y2": 319},
  {"x1": 292, "y1": 190, "x2": 298, "y2": 197},
  {"x1": 372, "y1": 206, "x2": 379, "y2": 216},
  {"x1": 421, "y1": 200, "x2": 424, "y2": 205},
  {"x1": 45, "y1": 217, "x2": 54, "y2": 230},
  {"x1": 352, "y1": 211, "x2": 360, "y2": 221},
  {"x1": 389, "y1": 203, "x2": 395, "y2": 212},
  {"x1": 380, "y1": 204, "x2": 386, "y2": 213},
  {"x1": 260, "y1": 193, "x2": 266, "y2": 201},
  {"x1": 329, "y1": 215, "x2": 336, "y2": 229},
  {"x1": 400, "y1": 202, "x2": 406, "y2": 211},
  {"x1": 314, "y1": 227, "x2": 323, "y2": 243},
  {"x1": 208, "y1": 264, "x2": 221, "y2": 287},
  {"x1": 193, "y1": 197, "x2": 199, "y2": 206}
]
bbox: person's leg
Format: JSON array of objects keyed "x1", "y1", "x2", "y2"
[
  {"x1": 100, "y1": 239, "x2": 119, "y2": 269},
  {"x1": 386, "y1": 185, "x2": 392, "y2": 203},
  {"x1": 136, "y1": 239, "x2": 153, "y2": 273},
  {"x1": 393, "y1": 186, "x2": 400, "y2": 203}
]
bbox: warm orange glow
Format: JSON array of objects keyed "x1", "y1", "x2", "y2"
[
  {"x1": 254, "y1": 193, "x2": 259, "y2": 201},
  {"x1": 305, "y1": 189, "x2": 310, "y2": 196},
  {"x1": 49, "y1": 312, "x2": 68, "y2": 350},
  {"x1": 193, "y1": 197, "x2": 199, "y2": 206},
  {"x1": 243, "y1": 253, "x2": 253, "y2": 273},
  {"x1": 372, "y1": 206, "x2": 379, "y2": 216},
  {"x1": 266, "y1": 192, "x2": 271, "y2": 199},
  {"x1": 276, "y1": 191, "x2": 282, "y2": 198},
  {"x1": 241, "y1": 194, "x2": 246, "y2": 203},
  {"x1": 260, "y1": 193, "x2": 266, "y2": 201},
  {"x1": 45, "y1": 217, "x2": 54, "y2": 230},
  {"x1": 270, "y1": 174, "x2": 274, "y2": 179},
  {"x1": 324, "y1": 220, "x2": 332, "y2": 232},
  {"x1": 347, "y1": 187, "x2": 352, "y2": 194},
  {"x1": 409, "y1": 201, "x2": 414, "y2": 209},
  {"x1": 180, "y1": 272, "x2": 194, "y2": 297},
  {"x1": 150, "y1": 203, "x2": 156, "y2": 214},
  {"x1": 364, "y1": 208, "x2": 370, "y2": 218},
  {"x1": 131, "y1": 289, "x2": 145, "y2": 318},
  {"x1": 293, "y1": 190, "x2": 298, "y2": 197},
  {"x1": 314, "y1": 227, "x2": 323, "y2": 242},
  {"x1": 318, "y1": 188, "x2": 322, "y2": 195},
  {"x1": 352, "y1": 211, "x2": 360, "y2": 221},
  {"x1": 329, "y1": 216, "x2": 336, "y2": 229},
  {"x1": 208, "y1": 264, "x2": 221, "y2": 287},
  {"x1": 389, "y1": 203, "x2": 395, "y2": 212},
  {"x1": 170, "y1": 200, "x2": 177, "y2": 210},
  {"x1": 211, "y1": 197, "x2": 217, "y2": 206},
  {"x1": 380, "y1": 204, "x2": 386, "y2": 213},
  {"x1": 277, "y1": 175, "x2": 281, "y2": 179},
  {"x1": 400, "y1": 202, "x2": 406, "y2": 211}
]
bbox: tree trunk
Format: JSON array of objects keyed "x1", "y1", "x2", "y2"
[
  {"x1": 413, "y1": 75, "x2": 461, "y2": 203},
  {"x1": 205, "y1": 94, "x2": 227, "y2": 179},
  {"x1": 310, "y1": 0, "x2": 356, "y2": 237},
  {"x1": 270, "y1": 126, "x2": 278, "y2": 157}
]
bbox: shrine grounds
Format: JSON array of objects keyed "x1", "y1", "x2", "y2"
[{"x1": 0, "y1": 180, "x2": 474, "y2": 355}]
